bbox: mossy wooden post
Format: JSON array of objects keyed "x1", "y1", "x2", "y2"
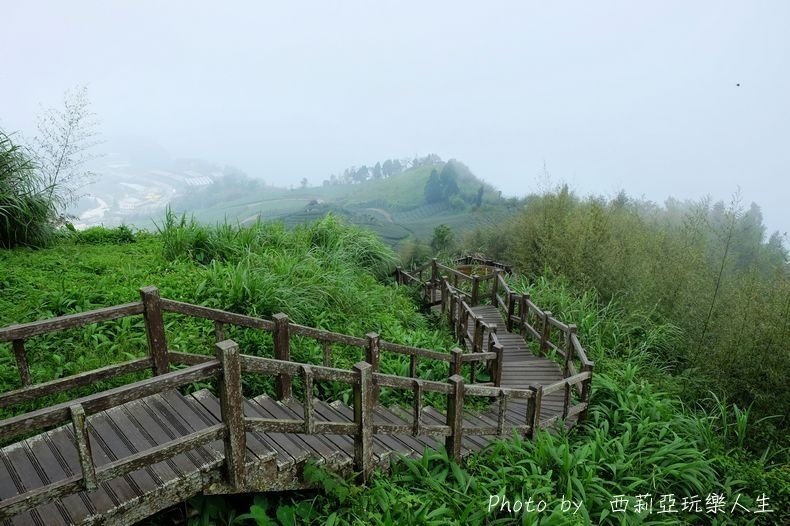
[
  {"x1": 532, "y1": 384, "x2": 543, "y2": 435},
  {"x1": 365, "y1": 332, "x2": 380, "y2": 405},
  {"x1": 490, "y1": 269, "x2": 500, "y2": 304},
  {"x1": 579, "y1": 362, "x2": 594, "y2": 422},
  {"x1": 140, "y1": 286, "x2": 169, "y2": 376},
  {"x1": 472, "y1": 317, "x2": 482, "y2": 352},
  {"x1": 11, "y1": 339, "x2": 31, "y2": 386},
  {"x1": 273, "y1": 313, "x2": 292, "y2": 400},
  {"x1": 564, "y1": 325, "x2": 577, "y2": 377},
  {"x1": 431, "y1": 258, "x2": 438, "y2": 289},
  {"x1": 539, "y1": 310, "x2": 552, "y2": 357},
  {"x1": 440, "y1": 278, "x2": 446, "y2": 315},
  {"x1": 70, "y1": 404, "x2": 97, "y2": 490},
  {"x1": 353, "y1": 361, "x2": 374, "y2": 483},
  {"x1": 519, "y1": 294, "x2": 528, "y2": 338},
  {"x1": 449, "y1": 348, "x2": 463, "y2": 377},
  {"x1": 395, "y1": 266, "x2": 402, "y2": 285},
  {"x1": 525, "y1": 388, "x2": 537, "y2": 439},
  {"x1": 470, "y1": 274, "x2": 480, "y2": 306},
  {"x1": 506, "y1": 292, "x2": 516, "y2": 332},
  {"x1": 449, "y1": 292, "x2": 457, "y2": 327},
  {"x1": 217, "y1": 340, "x2": 246, "y2": 489},
  {"x1": 445, "y1": 375, "x2": 464, "y2": 462}
]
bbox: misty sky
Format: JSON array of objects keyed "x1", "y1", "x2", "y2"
[{"x1": 2, "y1": 1, "x2": 788, "y2": 235}]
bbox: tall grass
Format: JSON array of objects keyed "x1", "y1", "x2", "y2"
[{"x1": 0, "y1": 130, "x2": 56, "y2": 247}]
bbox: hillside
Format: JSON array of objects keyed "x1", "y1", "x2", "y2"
[{"x1": 166, "y1": 161, "x2": 516, "y2": 249}]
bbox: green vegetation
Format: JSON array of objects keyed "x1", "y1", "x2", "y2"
[
  {"x1": 1, "y1": 191, "x2": 787, "y2": 524},
  {"x1": 167, "y1": 158, "x2": 511, "y2": 253},
  {"x1": 187, "y1": 275, "x2": 789, "y2": 525},
  {"x1": 0, "y1": 130, "x2": 55, "y2": 247}
]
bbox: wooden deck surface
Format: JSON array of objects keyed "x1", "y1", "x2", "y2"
[{"x1": 1, "y1": 298, "x2": 572, "y2": 525}]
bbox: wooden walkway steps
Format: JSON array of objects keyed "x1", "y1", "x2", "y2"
[{"x1": 0, "y1": 257, "x2": 594, "y2": 525}]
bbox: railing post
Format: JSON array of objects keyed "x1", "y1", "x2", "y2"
[
  {"x1": 449, "y1": 348, "x2": 463, "y2": 377},
  {"x1": 506, "y1": 292, "x2": 516, "y2": 332},
  {"x1": 539, "y1": 310, "x2": 552, "y2": 356},
  {"x1": 216, "y1": 339, "x2": 246, "y2": 489},
  {"x1": 449, "y1": 292, "x2": 457, "y2": 327},
  {"x1": 12, "y1": 339, "x2": 31, "y2": 386},
  {"x1": 525, "y1": 388, "x2": 537, "y2": 439},
  {"x1": 470, "y1": 275, "x2": 480, "y2": 306},
  {"x1": 579, "y1": 362, "x2": 594, "y2": 422},
  {"x1": 490, "y1": 269, "x2": 500, "y2": 305},
  {"x1": 532, "y1": 384, "x2": 543, "y2": 435},
  {"x1": 519, "y1": 294, "x2": 528, "y2": 337},
  {"x1": 412, "y1": 379, "x2": 422, "y2": 435},
  {"x1": 366, "y1": 332, "x2": 381, "y2": 405},
  {"x1": 491, "y1": 338, "x2": 503, "y2": 387},
  {"x1": 140, "y1": 286, "x2": 169, "y2": 376},
  {"x1": 302, "y1": 365, "x2": 315, "y2": 434},
  {"x1": 562, "y1": 380, "x2": 572, "y2": 419},
  {"x1": 445, "y1": 375, "x2": 465, "y2": 462},
  {"x1": 441, "y1": 278, "x2": 448, "y2": 315},
  {"x1": 395, "y1": 266, "x2": 402, "y2": 285},
  {"x1": 473, "y1": 317, "x2": 482, "y2": 353},
  {"x1": 273, "y1": 313, "x2": 292, "y2": 400},
  {"x1": 564, "y1": 325, "x2": 577, "y2": 377},
  {"x1": 70, "y1": 404, "x2": 97, "y2": 490},
  {"x1": 353, "y1": 361, "x2": 374, "y2": 483},
  {"x1": 431, "y1": 258, "x2": 438, "y2": 285}
]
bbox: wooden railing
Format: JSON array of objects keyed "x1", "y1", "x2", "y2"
[
  {"x1": 399, "y1": 256, "x2": 594, "y2": 427},
  {"x1": 0, "y1": 286, "x2": 542, "y2": 519}
]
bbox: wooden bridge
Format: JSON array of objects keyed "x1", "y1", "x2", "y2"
[{"x1": 0, "y1": 257, "x2": 593, "y2": 525}]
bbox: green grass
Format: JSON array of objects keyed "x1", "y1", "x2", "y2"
[{"x1": 2, "y1": 220, "x2": 787, "y2": 525}]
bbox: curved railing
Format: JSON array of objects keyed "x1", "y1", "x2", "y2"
[{"x1": 397, "y1": 257, "x2": 595, "y2": 426}]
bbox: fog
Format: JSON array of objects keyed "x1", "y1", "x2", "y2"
[{"x1": 2, "y1": 1, "x2": 788, "y2": 234}]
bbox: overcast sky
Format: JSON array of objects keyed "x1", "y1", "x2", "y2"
[{"x1": 2, "y1": 1, "x2": 788, "y2": 235}]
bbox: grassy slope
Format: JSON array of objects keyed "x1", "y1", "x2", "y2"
[
  {"x1": 1, "y1": 223, "x2": 787, "y2": 525},
  {"x1": 173, "y1": 164, "x2": 512, "y2": 247}
]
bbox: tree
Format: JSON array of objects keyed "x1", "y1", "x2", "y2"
[
  {"x1": 354, "y1": 165, "x2": 369, "y2": 183},
  {"x1": 382, "y1": 159, "x2": 393, "y2": 178},
  {"x1": 438, "y1": 162, "x2": 460, "y2": 198},
  {"x1": 32, "y1": 86, "x2": 100, "y2": 213},
  {"x1": 431, "y1": 224, "x2": 454, "y2": 253},
  {"x1": 300, "y1": 177, "x2": 309, "y2": 188},
  {"x1": 424, "y1": 169, "x2": 442, "y2": 203},
  {"x1": 475, "y1": 185, "x2": 484, "y2": 207},
  {"x1": 372, "y1": 162, "x2": 382, "y2": 179}
]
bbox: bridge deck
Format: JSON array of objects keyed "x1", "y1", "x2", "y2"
[
  {"x1": 2, "y1": 386, "x2": 567, "y2": 525},
  {"x1": 1, "y1": 263, "x2": 585, "y2": 525}
]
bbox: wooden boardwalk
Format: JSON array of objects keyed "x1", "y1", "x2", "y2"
[{"x1": 0, "y1": 258, "x2": 593, "y2": 525}]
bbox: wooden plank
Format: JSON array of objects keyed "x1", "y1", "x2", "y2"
[
  {"x1": 156, "y1": 390, "x2": 224, "y2": 467},
  {"x1": 86, "y1": 410, "x2": 159, "y2": 495},
  {"x1": 0, "y1": 303, "x2": 144, "y2": 342},
  {"x1": 48, "y1": 424, "x2": 122, "y2": 515},
  {"x1": 194, "y1": 391, "x2": 289, "y2": 466},
  {"x1": 25, "y1": 432, "x2": 95, "y2": 524},
  {"x1": 0, "y1": 361, "x2": 220, "y2": 443},
  {"x1": 0, "y1": 443, "x2": 69, "y2": 525}
]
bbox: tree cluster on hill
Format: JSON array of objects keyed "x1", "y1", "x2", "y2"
[
  {"x1": 424, "y1": 159, "x2": 490, "y2": 208},
  {"x1": 322, "y1": 154, "x2": 444, "y2": 186},
  {"x1": 462, "y1": 185, "x2": 789, "y2": 438}
]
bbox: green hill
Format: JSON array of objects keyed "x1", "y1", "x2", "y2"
[{"x1": 169, "y1": 160, "x2": 515, "y2": 250}]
